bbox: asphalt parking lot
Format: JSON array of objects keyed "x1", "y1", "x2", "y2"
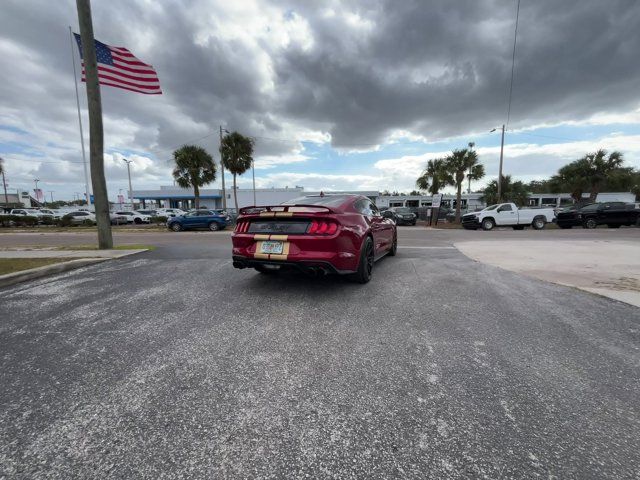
[{"x1": 1, "y1": 227, "x2": 639, "y2": 478}]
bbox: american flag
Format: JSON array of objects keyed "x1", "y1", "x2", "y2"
[{"x1": 74, "y1": 33, "x2": 162, "y2": 95}]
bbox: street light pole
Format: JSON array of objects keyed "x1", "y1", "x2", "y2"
[
  {"x1": 122, "y1": 158, "x2": 133, "y2": 207},
  {"x1": 490, "y1": 125, "x2": 506, "y2": 201},
  {"x1": 48, "y1": 191, "x2": 54, "y2": 203},
  {"x1": 219, "y1": 126, "x2": 227, "y2": 210},
  {"x1": 34, "y1": 178, "x2": 40, "y2": 205},
  {"x1": 0, "y1": 156, "x2": 8, "y2": 206}
]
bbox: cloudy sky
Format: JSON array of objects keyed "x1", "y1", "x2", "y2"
[{"x1": 1, "y1": 0, "x2": 640, "y2": 201}]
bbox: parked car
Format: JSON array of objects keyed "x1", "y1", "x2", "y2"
[
  {"x1": 382, "y1": 207, "x2": 417, "y2": 225},
  {"x1": 167, "y1": 210, "x2": 227, "y2": 231},
  {"x1": 575, "y1": 202, "x2": 640, "y2": 229},
  {"x1": 555, "y1": 203, "x2": 595, "y2": 229},
  {"x1": 9, "y1": 208, "x2": 41, "y2": 218},
  {"x1": 232, "y1": 194, "x2": 397, "y2": 283},
  {"x1": 109, "y1": 212, "x2": 129, "y2": 225},
  {"x1": 211, "y1": 209, "x2": 233, "y2": 223},
  {"x1": 63, "y1": 211, "x2": 96, "y2": 225},
  {"x1": 462, "y1": 202, "x2": 556, "y2": 231},
  {"x1": 156, "y1": 208, "x2": 186, "y2": 218},
  {"x1": 113, "y1": 210, "x2": 151, "y2": 224},
  {"x1": 136, "y1": 209, "x2": 157, "y2": 217}
]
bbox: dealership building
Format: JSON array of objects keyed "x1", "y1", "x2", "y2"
[{"x1": 130, "y1": 185, "x2": 636, "y2": 213}]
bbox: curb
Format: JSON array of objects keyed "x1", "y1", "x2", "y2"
[{"x1": 0, "y1": 258, "x2": 108, "y2": 288}]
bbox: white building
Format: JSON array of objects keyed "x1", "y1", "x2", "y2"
[{"x1": 131, "y1": 186, "x2": 379, "y2": 211}]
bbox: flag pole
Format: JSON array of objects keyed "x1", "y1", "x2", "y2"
[{"x1": 69, "y1": 25, "x2": 91, "y2": 206}]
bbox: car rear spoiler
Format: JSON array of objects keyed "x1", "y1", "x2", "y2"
[{"x1": 239, "y1": 204, "x2": 337, "y2": 215}]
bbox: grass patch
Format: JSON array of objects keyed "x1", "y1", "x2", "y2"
[
  {"x1": 0, "y1": 258, "x2": 74, "y2": 275},
  {"x1": 55, "y1": 244, "x2": 156, "y2": 251}
]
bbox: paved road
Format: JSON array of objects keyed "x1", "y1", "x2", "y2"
[{"x1": 1, "y1": 229, "x2": 639, "y2": 478}]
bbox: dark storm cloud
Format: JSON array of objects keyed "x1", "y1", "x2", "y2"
[{"x1": 1, "y1": 0, "x2": 640, "y2": 163}]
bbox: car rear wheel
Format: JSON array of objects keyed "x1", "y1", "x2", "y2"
[
  {"x1": 350, "y1": 237, "x2": 374, "y2": 284},
  {"x1": 481, "y1": 218, "x2": 495, "y2": 231},
  {"x1": 532, "y1": 217, "x2": 546, "y2": 230},
  {"x1": 584, "y1": 218, "x2": 597, "y2": 229},
  {"x1": 134, "y1": 217, "x2": 142, "y2": 224},
  {"x1": 208, "y1": 221, "x2": 220, "y2": 231},
  {"x1": 170, "y1": 222, "x2": 183, "y2": 232}
]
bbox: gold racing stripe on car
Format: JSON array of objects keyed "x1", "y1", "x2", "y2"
[
  {"x1": 259, "y1": 212, "x2": 276, "y2": 217},
  {"x1": 269, "y1": 235, "x2": 289, "y2": 241},
  {"x1": 253, "y1": 234, "x2": 270, "y2": 240},
  {"x1": 274, "y1": 212, "x2": 294, "y2": 217}
]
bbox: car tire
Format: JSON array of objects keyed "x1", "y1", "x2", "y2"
[
  {"x1": 170, "y1": 223, "x2": 183, "y2": 232},
  {"x1": 481, "y1": 218, "x2": 495, "y2": 231},
  {"x1": 584, "y1": 218, "x2": 597, "y2": 229},
  {"x1": 134, "y1": 217, "x2": 142, "y2": 225},
  {"x1": 208, "y1": 221, "x2": 220, "y2": 231},
  {"x1": 532, "y1": 216, "x2": 546, "y2": 230},
  {"x1": 350, "y1": 236, "x2": 374, "y2": 284},
  {"x1": 388, "y1": 233, "x2": 397, "y2": 256}
]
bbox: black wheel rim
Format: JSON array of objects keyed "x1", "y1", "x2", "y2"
[{"x1": 365, "y1": 242, "x2": 374, "y2": 278}]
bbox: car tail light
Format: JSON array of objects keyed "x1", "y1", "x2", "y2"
[
  {"x1": 235, "y1": 221, "x2": 250, "y2": 233},
  {"x1": 307, "y1": 220, "x2": 338, "y2": 235}
]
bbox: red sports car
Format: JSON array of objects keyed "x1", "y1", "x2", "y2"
[{"x1": 232, "y1": 194, "x2": 397, "y2": 283}]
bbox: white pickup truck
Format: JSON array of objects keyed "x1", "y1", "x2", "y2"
[{"x1": 462, "y1": 203, "x2": 556, "y2": 231}]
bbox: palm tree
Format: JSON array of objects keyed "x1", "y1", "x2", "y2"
[
  {"x1": 220, "y1": 132, "x2": 255, "y2": 213},
  {"x1": 172, "y1": 145, "x2": 216, "y2": 209},
  {"x1": 482, "y1": 175, "x2": 529, "y2": 206},
  {"x1": 444, "y1": 143, "x2": 485, "y2": 222},
  {"x1": 550, "y1": 149, "x2": 624, "y2": 202},
  {"x1": 416, "y1": 158, "x2": 451, "y2": 194}
]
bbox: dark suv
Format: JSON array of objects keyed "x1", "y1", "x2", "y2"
[
  {"x1": 382, "y1": 207, "x2": 417, "y2": 226},
  {"x1": 568, "y1": 202, "x2": 640, "y2": 229}
]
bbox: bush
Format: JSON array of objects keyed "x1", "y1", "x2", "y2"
[
  {"x1": 57, "y1": 215, "x2": 73, "y2": 227},
  {"x1": 40, "y1": 216, "x2": 55, "y2": 225},
  {"x1": 81, "y1": 219, "x2": 96, "y2": 227},
  {"x1": 150, "y1": 215, "x2": 168, "y2": 224}
]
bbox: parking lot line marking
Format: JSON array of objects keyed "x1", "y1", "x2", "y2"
[{"x1": 398, "y1": 246, "x2": 456, "y2": 249}]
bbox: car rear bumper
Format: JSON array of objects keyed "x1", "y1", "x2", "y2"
[
  {"x1": 232, "y1": 233, "x2": 360, "y2": 273},
  {"x1": 232, "y1": 255, "x2": 355, "y2": 275}
]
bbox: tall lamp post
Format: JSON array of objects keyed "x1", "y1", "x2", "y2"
[
  {"x1": 122, "y1": 158, "x2": 133, "y2": 207},
  {"x1": 0, "y1": 156, "x2": 8, "y2": 206},
  {"x1": 219, "y1": 126, "x2": 229, "y2": 210},
  {"x1": 490, "y1": 125, "x2": 505, "y2": 201},
  {"x1": 34, "y1": 178, "x2": 40, "y2": 205}
]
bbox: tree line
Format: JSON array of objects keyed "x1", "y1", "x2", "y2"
[{"x1": 415, "y1": 147, "x2": 639, "y2": 218}]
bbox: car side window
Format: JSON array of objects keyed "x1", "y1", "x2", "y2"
[
  {"x1": 498, "y1": 204, "x2": 512, "y2": 212},
  {"x1": 370, "y1": 202, "x2": 381, "y2": 216}
]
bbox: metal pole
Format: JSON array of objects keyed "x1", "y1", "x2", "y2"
[
  {"x1": 498, "y1": 124, "x2": 505, "y2": 201},
  {"x1": 252, "y1": 159, "x2": 256, "y2": 205},
  {"x1": 34, "y1": 178, "x2": 40, "y2": 205},
  {"x1": 219, "y1": 126, "x2": 227, "y2": 210},
  {"x1": 123, "y1": 159, "x2": 133, "y2": 205},
  {"x1": 69, "y1": 26, "x2": 91, "y2": 206},
  {"x1": 1, "y1": 171, "x2": 8, "y2": 206},
  {"x1": 49, "y1": 191, "x2": 54, "y2": 203}
]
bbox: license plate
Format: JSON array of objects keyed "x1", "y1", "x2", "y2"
[{"x1": 260, "y1": 241, "x2": 283, "y2": 254}]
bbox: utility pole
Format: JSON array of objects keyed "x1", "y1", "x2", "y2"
[
  {"x1": 76, "y1": 0, "x2": 112, "y2": 248},
  {"x1": 498, "y1": 124, "x2": 505, "y2": 201},
  {"x1": 123, "y1": 158, "x2": 133, "y2": 206},
  {"x1": 48, "y1": 191, "x2": 54, "y2": 203},
  {"x1": 219, "y1": 126, "x2": 227, "y2": 210},
  {"x1": 490, "y1": 125, "x2": 506, "y2": 201},
  {"x1": 0, "y1": 157, "x2": 8, "y2": 206}
]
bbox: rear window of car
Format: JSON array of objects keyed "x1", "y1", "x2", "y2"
[{"x1": 282, "y1": 195, "x2": 351, "y2": 207}]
